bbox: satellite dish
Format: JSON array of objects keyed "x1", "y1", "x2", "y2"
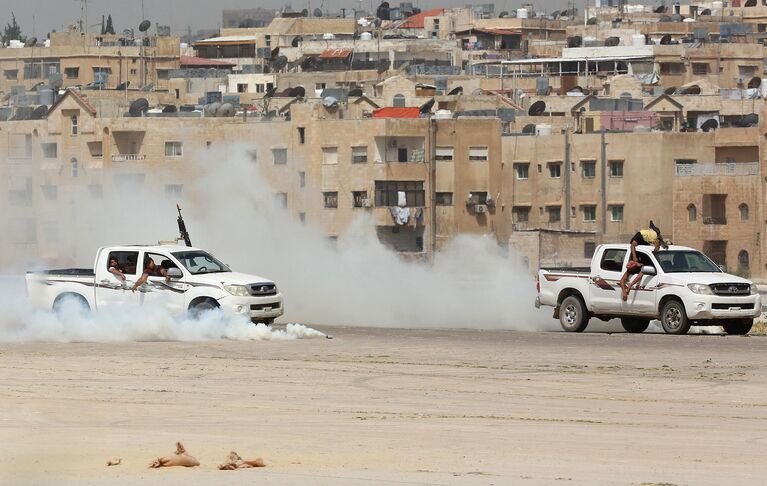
[
  {"x1": 447, "y1": 86, "x2": 463, "y2": 95},
  {"x1": 700, "y1": 118, "x2": 718, "y2": 132},
  {"x1": 270, "y1": 47, "x2": 280, "y2": 59},
  {"x1": 472, "y1": 88, "x2": 484, "y2": 95},
  {"x1": 162, "y1": 105, "x2": 177, "y2": 113},
  {"x1": 322, "y1": 96, "x2": 339, "y2": 108},
  {"x1": 586, "y1": 16, "x2": 597, "y2": 25},
  {"x1": 301, "y1": 9, "x2": 308, "y2": 17},
  {"x1": 272, "y1": 55, "x2": 288, "y2": 70},
  {"x1": 654, "y1": 4, "x2": 667, "y2": 13},
  {"x1": 128, "y1": 98, "x2": 149, "y2": 117},
  {"x1": 508, "y1": 10, "x2": 517, "y2": 18},
  {"x1": 528, "y1": 100, "x2": 546, "y2": 116},
  {"x1": 551, "y1": 10, "x2": 561, "y2": 18},
  {"x1": 313, "y1": 8, "x2": 323, "y2": 17},
  {"x1": 291, "y1": 36, "x2": 303, "y2": 47},
  {"x1": 216, "y1": 103, "x2": 236, "y2": 117},
  {"x1": 660, "y1": 34, "x2": 672, "y2": 45},
  {"x1": 278, "y1": 87, "x2": 293, "y2": 97},
  {"x1": 567, "y1": 36, "x2": 582, "y2": 48},
  {"x1": 203, "y1": 102, "x2": 221, "y2": 117},
  {"x1": 499, "y1": 11, "x2": 508, "y2": 17},
  {"x1": 671, "y1": 14, "x2": 684, "y2": 22},
  {"x1": 288, "y1": 86, "x2": 306, "y2": 98},
  {"x1": 420, "y1": 98, "x2": 435, "y2": 114},
  {"x1": 659, "y1": 15, "x2": 672, "y2": 22},
  {"x1": 680, "y1": 84, "x2": 700, "y2": 95},
  {"x1": 745, "y1": 0, "x2": 757, "y2": 6},
  {"x1": 604, "y1": 36, "x2": 620, "y2": 47},
  {"x1": 664, "y1": 86, "x2": 677, "y2": 95},
  {"x1": 30, "y1": 105, "x2": 48, "y2": 120},
  {"x1": 139, "y1": 20, "x2": 151, "y2": 32},
  {"x1": 349, "y1": 87, "x2": 363, "y2": 97},
  {"x1": 700, "y1": 8, "x2": 711, "y2": 15},
  {"x1": 522, "y1": 124, "x2": 536, "y2": 134},
  {"x1": 748, "y1": 76, "x2": 762, "y2": 89},
  {"x1": 568, "y1": 85, "x2": 584, "y2": 93},
  {"x1": 735, "y1": 113, "x2": 758, "y2": 127},
  {"x1": 25, "y1": 37, "x2": 38, "y2": 47},
  {"x1": 115, "y1": 81, "x2": 130, "y2": 90}
]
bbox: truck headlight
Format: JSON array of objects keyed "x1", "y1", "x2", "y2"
[
  {"x1": 751, "y1": 284, "x2": 759, "y2": 295},
  {"x1": 224, "y1": 284, "x2": 250, "y2": 297},
  {"x1": 687, "y1": 283, "x2": 713, "y2": 295}
]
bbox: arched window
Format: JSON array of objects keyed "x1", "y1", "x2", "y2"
[
  {"x1": 738, "y1": 250, "x2": 750, "y2": 273},
  {"x1": 71, "y1": 158, "x2": 78, "y2": 178},
  {"x1": 739, "y1": 203, "x2": 749, "y2": 220},
  {"x1": 687, "y1": 203, "x2": 697, "y2": 222},
  {"x1": 392, "y1": 94, "x2": 406, "y2": 108},
  {"x1": 71, "y1": 115, "x2": 78, "y2": 136}
]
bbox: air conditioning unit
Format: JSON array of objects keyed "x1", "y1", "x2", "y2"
[
  {"x1": 360, "y1": 198, "x2": 372, "y2": 208},
  {"x1": 475, "y1": 204, "x2": 488, "y2": 214}
]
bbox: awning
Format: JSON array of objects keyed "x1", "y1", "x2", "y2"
[
  {"x1": 319, "y1": 48, "x2": 352, "y2": 59},
  {"x1": 372, "y1": 107, "x2": 421, "y2": 118}
]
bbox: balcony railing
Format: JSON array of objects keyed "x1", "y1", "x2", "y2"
[
  {"x1": 703, "y1": 217, "x2": 727, "y2": 225},
  {"x1": 675, "y1": 162, "x2": 759, "y2": 176},
  {"x1": 112, "y1": 154, "x2": 146, "y2": 162}
]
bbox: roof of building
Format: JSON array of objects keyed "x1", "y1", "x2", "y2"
[
  {"x1": 194, "y1": 35, "x2": 257, "y2": 46},
  {"x1": 455, "y1": 28, "x2": 522, "y2": 36},
  {"x1": 180, "y1": 56, "x2": 236, "y2": 67},
  {"x1": 47, "y1": 88, "x2": 97, "y2": 117},
  {"x1": 319, "y1": 48, "x2": 352, "y2": 59},
  {"x1": 398, "y1": 8, "x2": 445, "y2": 29},
  {"x1": 372, "y1": 107, "x2": 421, "y2": 118}
]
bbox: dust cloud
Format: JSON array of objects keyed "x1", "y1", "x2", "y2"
[{"x1": 0, "y1": 144, "x2": 552, "y2": 341}]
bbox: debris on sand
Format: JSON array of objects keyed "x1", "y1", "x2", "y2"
[
  {"x1": 148, "y1": 442, "x2": 200, "y2": 468},
  {"x1": 218, "y1": 451, "x2": 266, "y2": 469},
  {"x1": 106, "y1": 458, "x2": 121, "y2": 466}
]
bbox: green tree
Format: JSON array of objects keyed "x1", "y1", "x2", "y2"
[
  {"x1": 104, "y1": 14, "x2": 115, "y2": 35},
  {"x1": 1, "y1": 12, "x2": 25, "y2": 45}
]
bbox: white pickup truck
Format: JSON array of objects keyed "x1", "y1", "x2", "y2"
[
  {"x1": 536, "y1": 244, "x2": 761, "y2": 335},
  {"x1": 26, "y1": 245, "x2": 284, "y2": 324}
]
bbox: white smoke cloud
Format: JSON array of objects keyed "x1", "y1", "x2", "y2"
[{"x1": 0, "y1": 144, "x2": 553, "y2": 341}]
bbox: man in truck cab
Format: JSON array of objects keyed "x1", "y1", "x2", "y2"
[
  {"x1": 620, "y1": 221, "x2": 668, "y2": 300},
  {"x1": 131, "y1": 256, "x2": 171, "y2": 291}
]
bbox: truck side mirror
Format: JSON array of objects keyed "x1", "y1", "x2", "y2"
[
  {"x1": 641, "y1": 265, "x2": 657, "y2": 276},
  {"x1": 718, "y1": 264, "x2": 726, "y2": 272},
  {"x1": 167, "y1": 267, "x2": 183, "y2": 279}
]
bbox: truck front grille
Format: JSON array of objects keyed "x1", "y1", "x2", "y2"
[
  {"x1": 709, "y1": 283, "x2": 751, "y2": 296},
  {"x1": 248, "y1": 283, "x2": 277, "y2": 296},
  {"x1": 712, "y1": 303, "x2": 754, "y2": 310},
  {"x1": 251, "y1": 302, "x2": 280, "y2": 310}
]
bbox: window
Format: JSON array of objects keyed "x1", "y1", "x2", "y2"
[
  {"x1": 8, "y1": 134, "x2": 32, "y2": 158},
  {"x1": 738, "y1": 250, "x2": 750, "y2": 274},
  {"x1": 130, "y1": 68, "x2": 137, "y2": 75},
  {"x1": 273, "y1": 192, "x2": 288, "y2": 209},
  {"x1": 584, "y1": 241, "x2": 596, "y2": 258},
  {"x1": 600, "y1": 248, "x2": 627, "y2": 272},
  {"x1": 323, "y1": 191, "x2": 338, "y2": 208},
  {"x1": 514, "y1": 163, "x2": 529, "y2": 180},
  {"x1": 107, "y1": 251, "x2": 140, "y2": 276},
  {"x1": 548, "y1": 162, "x2": 561, "y2": 179},
  {"x1": 297, "y1": 127, "x2": 305, "y2": 144},
  {"x1": 256, "y1": 84, "x2": 265, "y2": 93},
  {"x1": 660, "y1": 62, "x2": 684, "y2": 75},
  {"x1": 609, "y1": 204, "x2": 624, "y2": 222},
  {"x1": 156, "y1": 69, "x2": 169, "y2": 80},
  {"x1": 71, "y1": 115, "x2": 78, "y2": 136},
  {"x1": 88, "y1": 141, "x2": 103, "y2": 158},
  {"x1": 272, "y1": 148, "x2": 287, "y2": 165},
  {"x1": 299, "y1": 212, "x2": 306, "y2": 223},
  {"x1": 265, "y1": 35, "x2": 271, "y2": 47},
  {"x1": 165, "y1": 141, "x2": 183, "y2": 157},
  {"x1": 64, "y1": 67, "x2": 80, "y2": 78},
  {"x1": 298, "y1": 171, "x2": 306, "y2": 188},
  {"x1": 374, "y1": 181, "x2": 425, "y2": 207},
  {"x1": 8, "y1": 177, "x2": 32, "y2": 206},
  {"x1": 547, "y1": 206, "x2": 561, "y2": 223},
  {"x1": 609, "y1": 160, "x2": 624, "y2": 178},
  {"x1": 435, "y1": 192, "x2": 453, "y2": 205},
  {"x1": 582, "y1": 205, "x2": 596, "y2": 222},
  {"x1": 41, "y1": 143, "x2": 57, "y2": 158},
  {"x1": 739, "y1": 65, "x2": 757, "y2": 77},
  {"x1": 41, "y1": 185, "x2": 58, "y2": 201},
  {"x1": 512, "y1": 206, "x2": 530, "y2": 222},
  {"x1": 315, "y1": 82, "x2": 326, "y2": 91},
  {"x1": 322, "y1": 147, "x2": 338, "y2": 165},
  {"x1": 352, "y1": 146, "x2": 368, "y2": 164},
  {"x1": 469, "y1": 147, "x2": 489, "y2": 161},
  {"x1": 4, "y1": 69, "x2": 18, "y2": 80},
  {"x1": 436, "y1": 147, "x2": 454, "y2": 161},
  {"x1": 740, "y1": 203, "x2": 749, "y2": 220},
  {"x1": 692, "y1": 63, "x2": 709, "y2": 75},
  {"x1": 686, "y1": 203, "x2": 697, "y2": 222},
  {"x1": 581, "y1": 160, "x2": 596, "y2": 178},
  {"x1": 468, "y1": 192, "x2": 488, "y2": 205},
  {"x1": 393, "y1": 94, "x2": 406, "y2": 107},
  {"x1": 165, "y1": 184, "x2": 183, "y2": 198},
  {"x1": 237, "y1": 83, "x2": 248, "y2": 93},
  {"x1": 71, "y1": 158, "x2": 79, "y2": 178},
  {"x1": 352, "y1": 191, "x2": 369, "y2": 208}
]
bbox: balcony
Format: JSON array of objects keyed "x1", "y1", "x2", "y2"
[
  {"x1": 703, "y1": 217, "x2": 727, "y2": 225},
  {"x1": 675, "y1": 162, "x2": 759, "y2": 177},
  {"x1": 112, "y1": 154, "x2": 146, "y2": 162}
]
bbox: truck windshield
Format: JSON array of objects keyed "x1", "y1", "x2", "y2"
[
  {"x1": 656, "y1": 250, "x2": 721, "y2": 273},
  {"x1": 172, "y1": 251, "x2": 231, "y2": 275}
]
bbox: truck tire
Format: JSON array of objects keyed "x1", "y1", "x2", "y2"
[
  {"x1": 52, "y1": 293, "x2": 90, "y2": 315},
  {"x1": 722, "y1": 319, "x2": 753, "y2": 335},
  {"x1": 559, "y1": 295, "x2": 589, "y2": 332},
  {"x1": 189, "y1": 299, "x2": 219, "y2": 319},
  {"x1": 621, "y1": 317, "x2": 650, "y2": 333},
  {"x1": 660, "y1": 300, "x2": 690, "y2": 335}
]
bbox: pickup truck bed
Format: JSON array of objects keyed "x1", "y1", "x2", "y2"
[{"x1": 28, "y1": 269, "x2": 95, "y2": 277}]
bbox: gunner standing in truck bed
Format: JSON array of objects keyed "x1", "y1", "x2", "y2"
[{"x1": 620, "y1": 221, "x2": 668, "y2": 301}]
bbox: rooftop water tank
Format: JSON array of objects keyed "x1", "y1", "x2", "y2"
[
  {"x1": 517, "y1": 8, "x2": 528, "y2": 18},
  {"x1": 360, "y1": 31, "x2": 373, "y2": 40}
]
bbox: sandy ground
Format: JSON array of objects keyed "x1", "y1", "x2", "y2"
[{"x1": 2, "y1": 327, "x2": 767, "y2": 486}]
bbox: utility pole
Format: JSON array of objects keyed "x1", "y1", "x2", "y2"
[
  {"x1": 564, "y1": 127, "x2": 571, "y2": 229},
  {"x1": 600, "y1": 129, "x2": 607, "y2": 238}
]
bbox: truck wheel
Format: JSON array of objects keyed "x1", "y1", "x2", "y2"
[
  {"x1": 189, "y1": 299, "x2": 219, "y2": 319},
  {"x1": 660, "y1": 300, "x2": 690, "y2": 335},
  {"x1": 52, "y1": 293, "x2": 90, "y2": 315},
  {"x1": 722, "y1": 319, "x2": 753, "y2": 335},
  {"x1": 621, "y1": 317, "x2": 650, "y2": 333},
  {"x1": 559, "y1": 295, "x2": 589, "y2": 332}
]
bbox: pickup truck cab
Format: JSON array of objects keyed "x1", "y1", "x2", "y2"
[
  {"x1": 536, "y1": 244, "x2": 761, "y2": 335},
  {"x1": 26, "y1": 245, "x2": 284, "y2": 324}
]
